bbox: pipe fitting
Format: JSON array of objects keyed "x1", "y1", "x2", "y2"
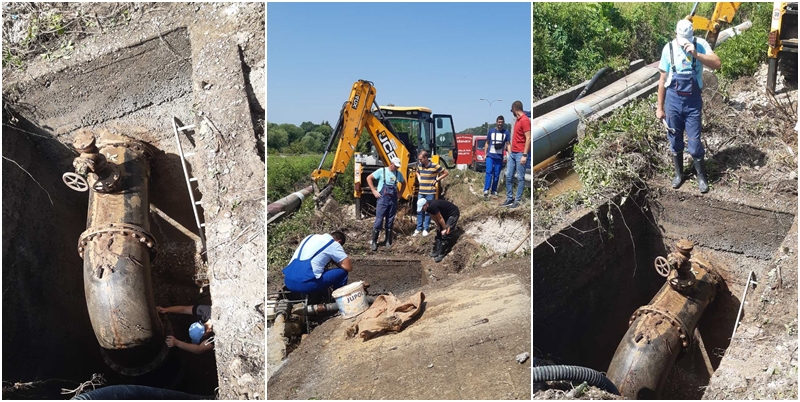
[{"x1": 74, "y1": 130, "x2": 164, "y2": 375}]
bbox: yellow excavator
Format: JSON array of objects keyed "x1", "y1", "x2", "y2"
[
  {"x1": 767, "y1": 2, "x2": 798, "y2": 92},
  {"x1": 311, "y1": 80, "x2": 458, "y2": 218}
]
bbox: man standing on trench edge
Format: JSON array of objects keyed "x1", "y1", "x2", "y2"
[
  {"x1": 483, "y1": 115, "x2": 509, "y2": 200},
  {"x1": 503, "y1": 101, "x2": 531, "y2": 208},
  {"x1": 367, "y1": 157, "x2": 406, "y2": 251},
  {"x1": 657, "y1": 18, "x2": 721, "y2": 193},
  {"x1": 414, "y1": 150, "x2": 448, "y2": 237},
  {"x1": 417, "y1": 198, "x2": 459, "y2": 263}
]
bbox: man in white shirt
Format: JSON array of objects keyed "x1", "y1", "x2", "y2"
[{"x1": 282, "y1": 231, "x2": 352, "y2": 295}]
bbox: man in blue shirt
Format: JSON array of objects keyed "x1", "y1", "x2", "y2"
[
  {"x1": 282, "y1": 231, "x2": 352, "y2": 295},
  {"x1": 483, "y1": 115, "x2": 509, "y2": 200},
  {"x1": 367, "y1": 157, "x2": 406, "y2": 251},
  {"x1": 657, "y1": 19, "x2": 721, "y2": 193}
]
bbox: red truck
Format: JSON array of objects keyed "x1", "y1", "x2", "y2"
[{"x1": 470, "y1": 135, "x2": 488, "y2": 172}]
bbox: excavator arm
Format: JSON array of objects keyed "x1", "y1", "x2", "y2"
[
  {"x1": 690, "y1": 2, "x2": 740, "y2": 49},
  {"x1": 312, "y1": 80, "x2": 416, "y2": 205}
]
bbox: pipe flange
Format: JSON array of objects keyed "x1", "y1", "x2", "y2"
[
  {"x1": 628, "y1": 306, "x2": 692, "y2": 350},
  {"x1": 667, "y1": 269, "x2": 697, "y2": 292},
  {"x1": 78, "y1": 223, "x2": 158, "y2": 259}
]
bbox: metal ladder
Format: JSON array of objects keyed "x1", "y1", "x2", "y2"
[{"x1": 172, "y1": 116, "x2": 207, "y2": 254}]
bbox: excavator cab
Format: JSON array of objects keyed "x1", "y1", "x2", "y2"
[
  {"x1": 352, "y1": 106, "x2": 457, "y2": 218},
  {"x1": 378, "y1": 106, "x2": 457, "y2": 168}
]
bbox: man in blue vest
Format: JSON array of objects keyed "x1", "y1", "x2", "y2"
[
  {"x1": 483, "y1": 115, "x2": 509, "y2": 200},
  {"x1": 282, "y1": 231, "x2": 351, "y2": 296},
  {"x1": 657, "y1": 18, "x2": 721, "y2": 193},
  {"x1": 367, "y1": 157, "x2": 406, "y2": 251}
]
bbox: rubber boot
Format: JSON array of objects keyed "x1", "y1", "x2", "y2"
[
  {"x1": 429, "y1": 238, "x2": 442, "y2": 258},
  {"x1": 672, "y1": 152, "x2": 684, "y2": 189},
  {"x1": 370, "y1": 229, "x2": 380, "y2": 252},
  {"x1": 693, "y1": 158, "x2": 709, "y2": 193},
  {"x1": 435, "y1": 236, "x2": 450, "y2": 263},
  {"x1": 385, "y1": 230, "x2": 393, "y2": 250}
]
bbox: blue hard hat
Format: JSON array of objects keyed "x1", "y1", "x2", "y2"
[{"x1": 189, "y1": 321, "x2": 205, "y2": 344}]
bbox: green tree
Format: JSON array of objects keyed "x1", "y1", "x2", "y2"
[
  {"x1": 316, "y1": 124, "x2": 333, "y2": 143},
  {"x1": 267, "y1": 127, "x2": 288, "y2": 151},
  {"x1": 279, "y1": 123, "x2": 304, "y2": 144},
  {"x1": 300, "y1": 121, "x2": 317, "y2": 133}
]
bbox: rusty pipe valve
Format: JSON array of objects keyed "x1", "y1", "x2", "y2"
[
  {"x1": 73, "y1": 130, "x2": 166, "y2": 376},
  {"x1": 607, "y1": 239, "x2": 721, "y2": 399}
]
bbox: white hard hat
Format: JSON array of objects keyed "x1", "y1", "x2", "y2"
[
  {"x1": 391, "y1": 157, "x2": 402, "y2": 167},
  {"x1": 676, "y1": 19, "x2": 694, "y2": 41}
]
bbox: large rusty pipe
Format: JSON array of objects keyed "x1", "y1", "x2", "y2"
[
  {"x1": 267, "y1": 185, "x2": 313, "y2": 219},
  {"x1": 532, "y1": 66, "x2": 660, "y2": 167},
  {"x1": 74, "y1": 131, "x2": 166, "y2": 375},
  {"x1": 606, "y1": 252, "x2": 720, "y2": 399}
]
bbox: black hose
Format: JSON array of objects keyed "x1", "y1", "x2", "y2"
[
  {"x1": 531, "y1": 365, "x2": 620, "y2": 395},
  {"x1": 575, "y1": 66, "x2": 611, "y2": 101}
]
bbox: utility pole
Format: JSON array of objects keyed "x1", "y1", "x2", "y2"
[{"x1": 479, "y1": 98, "x2": 501, "y2": 136}]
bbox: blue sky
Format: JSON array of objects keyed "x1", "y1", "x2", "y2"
[{"x1": 267, "y1": 2, "x2": 531, "y2": 131}]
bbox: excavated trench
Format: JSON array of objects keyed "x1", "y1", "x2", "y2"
[
  {"x1": 349, "y1": 258, "x2": 428, "y2": 297},
  {"x1": 2, "y1": 28, "x2": 218, "y2": 398},
  {"x1": 532, "y1": 188, "x2": 794, "y2": 399}
]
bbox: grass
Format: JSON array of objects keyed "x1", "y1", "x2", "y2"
[{"x1": 2, "y1": 3, "x2": 137, "y2": 71}]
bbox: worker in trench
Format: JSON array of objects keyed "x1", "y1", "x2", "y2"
[
  {"x1": 281, "y1": 230, "x2": 352, "y2": 299},
  {"x1": 657, "y1": 18, "x2": 721, "y2": 194},
  {"x1": 367, "y1": 157, "x2": 406, "y2": 251},
  {"x1": 417, "y1": 198, "x2": 460, "y2": 263},
  {"x1": 157, "y1": 304, "x2": 215, "y2": 354}
]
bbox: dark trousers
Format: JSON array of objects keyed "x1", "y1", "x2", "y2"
[
  {"x1": 373, "y1": 195, "x2": 397, "y2": 231},
  {"x1": 665, "y1": 88, "x2": 704, "y2": 158}
]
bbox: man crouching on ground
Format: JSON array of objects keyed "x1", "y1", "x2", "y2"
[{"x1": 417, "y1": 198, "x2": 460, "y2": 263}]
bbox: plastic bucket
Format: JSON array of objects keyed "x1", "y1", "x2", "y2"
[{"x1": 331, "y1": 281, "x2": 369, "y2": 319}]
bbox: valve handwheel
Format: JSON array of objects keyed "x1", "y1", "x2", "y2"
[
  {"x1": 62, "y1": 172, "x2": 89, "y2": 192},
  {"x1": 654, "y1": 256, "x2": 671, "y2": 277}
]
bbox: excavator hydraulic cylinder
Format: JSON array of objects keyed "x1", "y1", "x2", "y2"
[
  {"x1": 73, "y1": 130, "x2": 166, "y2": 375},
  {"x1": 606, "y1": 242, "x2": 720, "y2": 399}
]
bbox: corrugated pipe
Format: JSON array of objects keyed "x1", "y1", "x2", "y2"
[
  {"x1": 531, "y1": 365, "x2": 620, "y2": 395},
  {"x1": 575, "y1": 67, "x2": 612, "y2": 101}
]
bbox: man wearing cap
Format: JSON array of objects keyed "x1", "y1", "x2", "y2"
[
  {"x1": 414, "y1": 150, "x2": 448, "y2": 237},
  {"x1": 282, "y1": 231, "x2": 351, "y2": 295},
  {"x1": 417, "y1": 198, "x2": 460, "y2": 263},
  {"x1": 657, "y1": 18, "x2": 721, "y2": 193},
  {"x1": 158, "y1": 304, "x2": 215, "y2": 354},
  {"x1": 367, "y1": 157, "x2": 406, "y2": 251},
  {"x1": 502, "y1": 101, "x2": 531, "y2": 208}
]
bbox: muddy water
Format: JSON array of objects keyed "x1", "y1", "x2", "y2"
[{"x1": 534, "y1": 155, "x2": 582, "y2": 200}]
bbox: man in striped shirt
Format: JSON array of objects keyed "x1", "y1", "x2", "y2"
[{"x1": 413, "y1": 150, "x2": 448, "y2": 237}]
